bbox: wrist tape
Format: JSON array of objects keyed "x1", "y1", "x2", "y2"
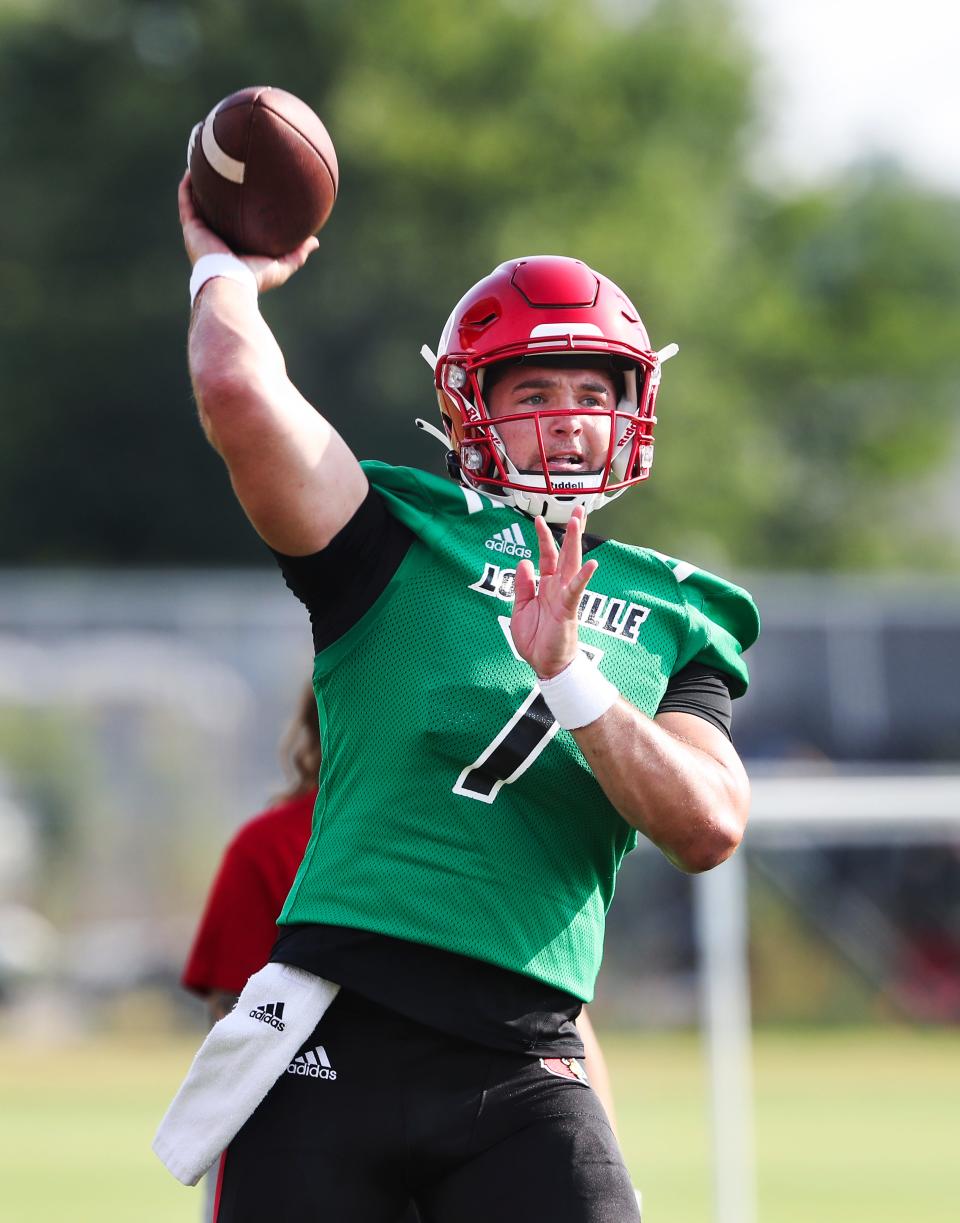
[
  {"x1": 189, "y1": 253, "x2": 258, "y2": 307},
  {"x1": 538, "y1": 653, "x2": 619, "y2": 730}
]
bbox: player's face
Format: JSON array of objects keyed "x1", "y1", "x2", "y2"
[{"x1": 485, "y1": 365, "x2": 617, "y2": 475}]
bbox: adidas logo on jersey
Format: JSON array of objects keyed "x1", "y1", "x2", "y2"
[
  {"x1": 249, "y1": 1001, "x2": 286, "y2": 1031},
  {"x1": 484, "y1": 524, "x2": 532, "y2": 559},
  {"x1": 287, "y1": 1045, "x2": 337, "y2": 1080}
]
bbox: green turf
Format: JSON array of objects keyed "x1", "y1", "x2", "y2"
[
  {"x1": 0, "y1": 1036, "x2": 200, "y2": 1223},
  {"x1": 610, "y1": 1026, "x2": 959, "y2": 1223},
  {"x1": 0, "y1": 1026, "x2": 955, "y2": 1221}
]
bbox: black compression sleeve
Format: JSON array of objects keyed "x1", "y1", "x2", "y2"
[
  {"x1": 271, "y1": 488, "x2": 414, "y2": 654},
  {"x1": 656, "y1": 662, "x2": 735, "y2": 739}
]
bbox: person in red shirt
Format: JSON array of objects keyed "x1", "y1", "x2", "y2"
[{"x1": 182, "y1": 683, "x2": 321, "y2": 1023}]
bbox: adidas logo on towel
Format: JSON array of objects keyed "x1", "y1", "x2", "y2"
[
  {"x1": 287, "y1": 1045, "x2": 337, "y2": 1080},
  {"x1": 249, "y1": 1001, "x2": 286, "y2": 1031},
  {"x1": 485, "y1": 523, "x2": 532, "y2": 559}
]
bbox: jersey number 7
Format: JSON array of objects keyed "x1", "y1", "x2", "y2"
[{"x1": 453, "y1": 617, "x2": 604, "y2": 803}]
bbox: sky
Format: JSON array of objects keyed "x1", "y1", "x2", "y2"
[{"x1": 736, "y1": 0, "x2": 960, "y2": 194}]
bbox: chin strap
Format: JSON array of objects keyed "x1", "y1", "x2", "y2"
[
  {"x1": 414, "y1": 418, "x2": 461, "y2": 482},
  {"x1": 414, "y1": 417, "x2": 450, "y2": 446},
  {"x1": 417, "y1": 345, "x2": 456, "y2": 463}
]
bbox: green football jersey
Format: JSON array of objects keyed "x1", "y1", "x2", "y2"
[{"x1": 279, "y1": 463, "x2": 759, "y2": 1001}]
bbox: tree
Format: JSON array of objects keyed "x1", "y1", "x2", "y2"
[{"x1": 1, "y1": 0, "x2": 957, "y2": 569}]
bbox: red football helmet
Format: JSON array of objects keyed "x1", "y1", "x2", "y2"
[{"x1": 420, "y1": 255, "x2": 676, "y2": 523}]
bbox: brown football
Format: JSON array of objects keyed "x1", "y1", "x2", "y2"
[{"x1": 188, "y1": 86, "x2": 338, "y2": 257}]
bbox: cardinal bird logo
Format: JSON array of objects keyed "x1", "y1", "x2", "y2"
[{"x1": 539, "y1": 1056, "x2": 590, "y2": 1085}]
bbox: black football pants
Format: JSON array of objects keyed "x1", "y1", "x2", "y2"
[{"x1": 214, "y1": 989, "x2": 639, "y2": 1223}]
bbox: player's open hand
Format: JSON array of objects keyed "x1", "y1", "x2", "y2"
[
  {"x1": 511, "y1": 507, "x2": 598, "y2": 680},
  {"x1": 178, "y1": 172, "x2": 319, "y2": 294}
]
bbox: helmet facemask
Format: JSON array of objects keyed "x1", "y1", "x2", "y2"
[{"x1": 443, "y1": 356, "x2": 651, "y2": 524}]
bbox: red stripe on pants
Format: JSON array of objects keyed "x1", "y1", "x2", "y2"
[{"x1": 212, "y1": 1149, "x2": 228, "y2": 1221}]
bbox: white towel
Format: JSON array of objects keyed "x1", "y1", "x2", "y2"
[{"x1": 153, "y1": 961, "x2": 340, "y2": 1185}]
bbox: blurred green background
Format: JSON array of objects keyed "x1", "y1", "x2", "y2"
[
  {"x1": 2, "y1": 0, "x2": 959, "y2": 570},
  {"x1": 1, "y1": 2, "x2": 958, "y2": 1221}
]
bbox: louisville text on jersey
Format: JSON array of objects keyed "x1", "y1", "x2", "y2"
[{"x1": 470, "y1": 562, "x2": 650, "y2": 642}]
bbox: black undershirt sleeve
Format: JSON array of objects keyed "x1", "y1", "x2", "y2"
[
  {"x1": 273, "y1": 499, "x2": 735, "y2": 735},
  {"x1": 656, "y1": 662, "x2": 734, "y2": 739},
  {"x1": 272, "y1": 487, "x2": 415, "y2": 654}
]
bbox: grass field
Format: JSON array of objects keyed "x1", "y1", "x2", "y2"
[{"x1": 0, "y1": 1025, "x2": 955, "y2": 1222}]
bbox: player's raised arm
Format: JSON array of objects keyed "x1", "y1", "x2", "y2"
[{"x1": 177, "y1": 173, "x2": 367, "y2": 556}]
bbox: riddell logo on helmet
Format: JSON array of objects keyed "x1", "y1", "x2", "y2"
[{"x1": 485, "y1": 524, "x2": 532, "y2": 559}]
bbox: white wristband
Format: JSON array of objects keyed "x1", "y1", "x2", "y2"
[
  {"x1": 538, "y1": 652, "x2": 619, "y2": 730},
  {"x1": 189, "y1": 253, "x2": 258, "y2": 307}
]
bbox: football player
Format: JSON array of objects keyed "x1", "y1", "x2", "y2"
[{"x1": 167, "y1": 171, "x2": 758, "y2": 1223}]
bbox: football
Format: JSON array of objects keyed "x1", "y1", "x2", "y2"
[{"x1": 187, "y1": 86, "x2": 339, "y2": 257}]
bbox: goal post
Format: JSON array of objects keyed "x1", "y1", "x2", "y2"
[{"x1": 692, "y1": 767, "x2": 960, "y2": 1223}]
